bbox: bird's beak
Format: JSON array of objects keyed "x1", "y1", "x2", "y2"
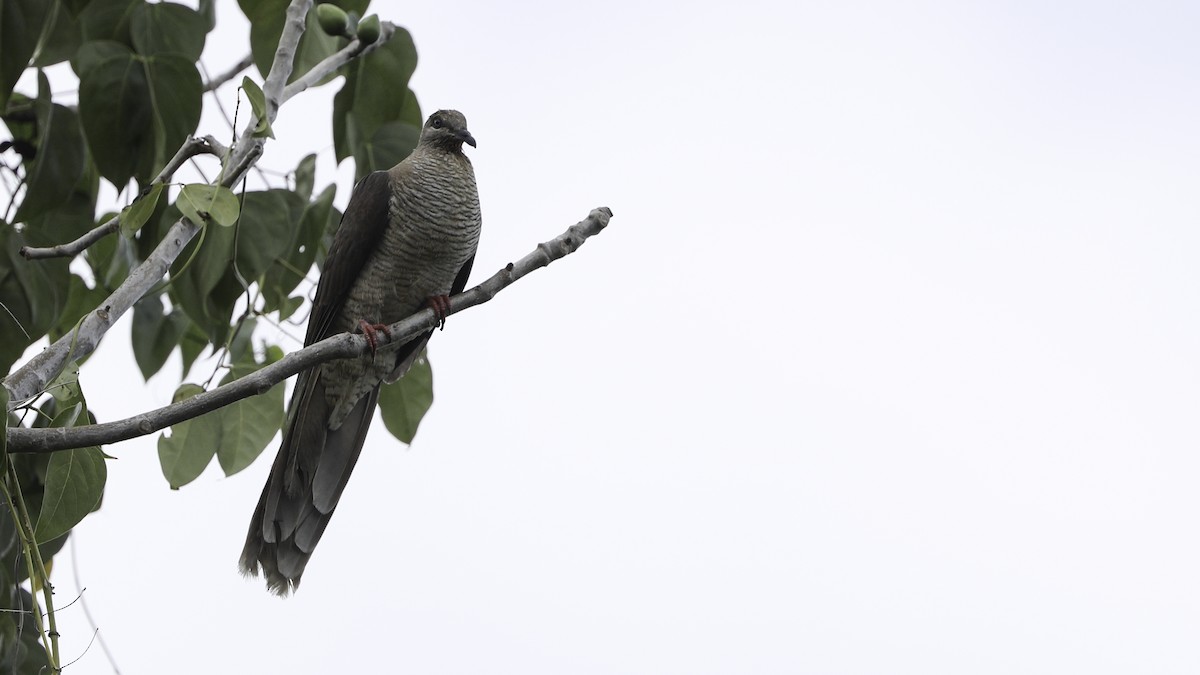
[{"x1": 458, "y1": 129, "x2": 477, "y2": 148}]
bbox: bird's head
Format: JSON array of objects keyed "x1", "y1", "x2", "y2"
[{"x1": 421, "y1": 110, "x2": 476, "y2": 151}]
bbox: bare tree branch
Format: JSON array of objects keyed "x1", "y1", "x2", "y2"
[
  {"x1": 2, "y1": 0, "x2": 317, "y2": 409},
  {"x1": 6, "y1": 208, "x2": 613, "y2": 453},
  {"x1": 204, "y1": 54, "x2": 254, "y2": 92}
]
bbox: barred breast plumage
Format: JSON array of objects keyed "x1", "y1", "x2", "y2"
[{"x1": 240, "y1": 110, "x2": 481, "y2": 595}]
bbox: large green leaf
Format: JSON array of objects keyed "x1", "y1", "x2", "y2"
[
  {"x1": 32, "y1": 0, "x2": 84, "y2": 67},
  {"x1": 237, "y1": 188, "x2": 305, "y2": 285},
  {"x1": 293, "y1": 153, "x2": 317, "y2": 201},
  {"x1": 215, "y1": 350, "x2": 285, "y2": 476},
  {"x1": 378, "y1": 350, "x2": 433, "y2": 444},
  {"x1": 159, "y1": 350, "x2": 286, "y2": 486},
  {"x1": 168, "y1": 202, "x2": 237, "y2": 340},
  {"x1": 131, "y1": 294, "x2": 187, "y2": 380},
  {"x1": 0, "y1": 227, "x2": 71, "y2": 375},
  {"x1": 130, "y1": 1, "x2": 207, "y2": 61},
  {"x1": 78, "y1": 0, "x2": 137, "y2": 45},
  {"x1": 352, "y1": 119, "x2": 421, "y2": 180},
  {"x1": 0, "y1": 0, "x2": 51, "y2": 110},
  {"x1": 332, "y1": 27, "x2": 419, "y2": 170},
  {"x1": 77, "y1": 41, "x2": 201, "y2": 187},
  {"x1": 157, "y1": 383, "x2": 219, "y2": 488},
  {"x1": 22, "y1": 187, "x2": 97, "y2": 254},
  {"x1": 34, "y1": 444, "x2": 106, "y2": 543},
  {"x1": 261, "y1": 184, "x2": 334, "y2": 313},
  {"x1": 177, "y1": 320, "x2": 208, "y2": 379},
  {"x1": 13, "y1": 74, "x2": 88, "y2": 225},
  {"x1": 49, "y1": 273, "x2": 107, "y2": 342}
]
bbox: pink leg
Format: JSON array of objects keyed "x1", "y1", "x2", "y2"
[
  {"x1": 357, "y1": 319, "x2": 393, "y2": 354},
  {"x1": 427, "y1": 295, "x2": 451, "y2": 330}
]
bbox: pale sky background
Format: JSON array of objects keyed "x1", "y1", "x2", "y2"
[{"x1": 16, "y1": 0, "x2": 1200, "y2": 672}]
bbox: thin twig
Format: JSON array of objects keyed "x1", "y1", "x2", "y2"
[
  {"x1": 203, "y1": 54, "x2": 254, "y2": 92},
  {"x1": 19, "y1": 137, "x2": 222, "y2": 260},
  {"x1": 6, "y1": 208, "x2": 613, "y2": 453}
]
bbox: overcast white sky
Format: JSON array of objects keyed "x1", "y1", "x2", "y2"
[{"x1": 23, "y1": 0, "x2": 1200, "y2": 672}]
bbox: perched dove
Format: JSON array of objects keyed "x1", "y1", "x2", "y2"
[{"x1": 240, "y1": 110, "x2": 481, "y2": 595}]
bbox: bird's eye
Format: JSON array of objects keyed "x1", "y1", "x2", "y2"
[{"x1": 431, "y1": 117, "x2": 443, "y2": 129}]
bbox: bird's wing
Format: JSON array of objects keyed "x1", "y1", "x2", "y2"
[{"x1": 304, "y1": 169, "x2": 395, "y2": 345}]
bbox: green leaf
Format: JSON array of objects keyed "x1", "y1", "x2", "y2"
[
  {"x1": 196, "y1": 0, "x2": 215, "y2": 30},
  {"x1": 352, "y1": 119, "x2": 421, "y2": 180},
  {"x1": 47, "y1": 361, "x2": 83, "y2": 409},
  {"x1": 169, "y1": 216, "x2": 237, "y2": 340},
  {"x1": 78, "y1": 0, "x2": 137, "y2": 45},
  {"x1": 171, "y1": 188, "x2": 302, "y2": 336},
  {"x1": 0, "y1": 226, "x2": 71, "y2": 375},
  {"x1": 157, "y1": 383, "x2": 218, "y2": 488},
  {"x1": 71, "y1": 38, "x2": 127, "y2": 78},
  {"x1": 62, "y1": 0, "x2": 95, "y2": 17},
  {"x1": 13, "y1": 78, "x2": 88, "y2": 223},
  {"x1": 294, "y1": 153, "x2": 316, "y2": 202},
  {"x1": 236, "y1": 189, "x2": 304, "y2": 282},
  {"x1": 378, "y1": 350, "x2": 433, "y2": 444},
  {"x1": 131, "y1": 294, "x2": 186, "y2": 380},
  {"x1": 34, "y1": 446, "x2": 105, "y2": 543},
  {"x1": 278, "y1": 295, "x2": 304, "y2": 321},
  {"x1": 261, "y1": 184, "x2": 333, "y2": 312},
  {"x1": 160, "y1": 355, "x2": 286, "y2": 484},
  {"x1": 32, "y1": 0, "x2": 84, "y2": 67},
  {"x1": 331, "y1": 27, "x2": 419, "y2": 166},
  {"x1": 86, "y1": 221, "x2": 134, "y2": 291},
  {"x1": 132, "y1": 196, "x2": 172, "y2": 260},
  {"x1": 21, "y1": 186, "x2": 97, "y2": 252},
  {"x1": 177, "y1": 184, "x2": 240, "y2": 226},
  {"x1": 215, "y1": 358, "x2": 284, "y2": 476},
  {"x1": 178, "y1": 320, "x2": 208, "y2": 378},
  {"x1": 78, "y1": 43, "x2": 202, "y2": 187},
  {"x1": 130, "y1": 1, "x2": 207, "y2": 60},
  {"x1": 2, "y1": 86, "x2": 99, "y2": 242},
  {"x1": 0, "y1": 0, "x2": 51, "y2": 110},
  {"x1": 119, "y1": 182, "x2": 164, "y2": 236},
  {"x1": 228, "y1": 317, "x2": 257, "y2": 364},
  {"x1": 170, "y1": 249, "x2": 241, "y2": 344},
  {"x1": 49, "y1": 273, "x2": 107, "y2": 342},
  {"x1": 240, "y1": 76, "x2": 274, "y2": 139}
]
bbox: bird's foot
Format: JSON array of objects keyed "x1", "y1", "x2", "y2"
[
  {"x1": 426, "y1": 295, "x2": 451, "y2": 330},
  {"x1": 357, "y1": 320, "x2": 392, "y2": 355}
]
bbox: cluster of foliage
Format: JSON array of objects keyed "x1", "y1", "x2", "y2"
[{"x1": 0, "y1": 0, "x2": 436, "y2": 666}]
